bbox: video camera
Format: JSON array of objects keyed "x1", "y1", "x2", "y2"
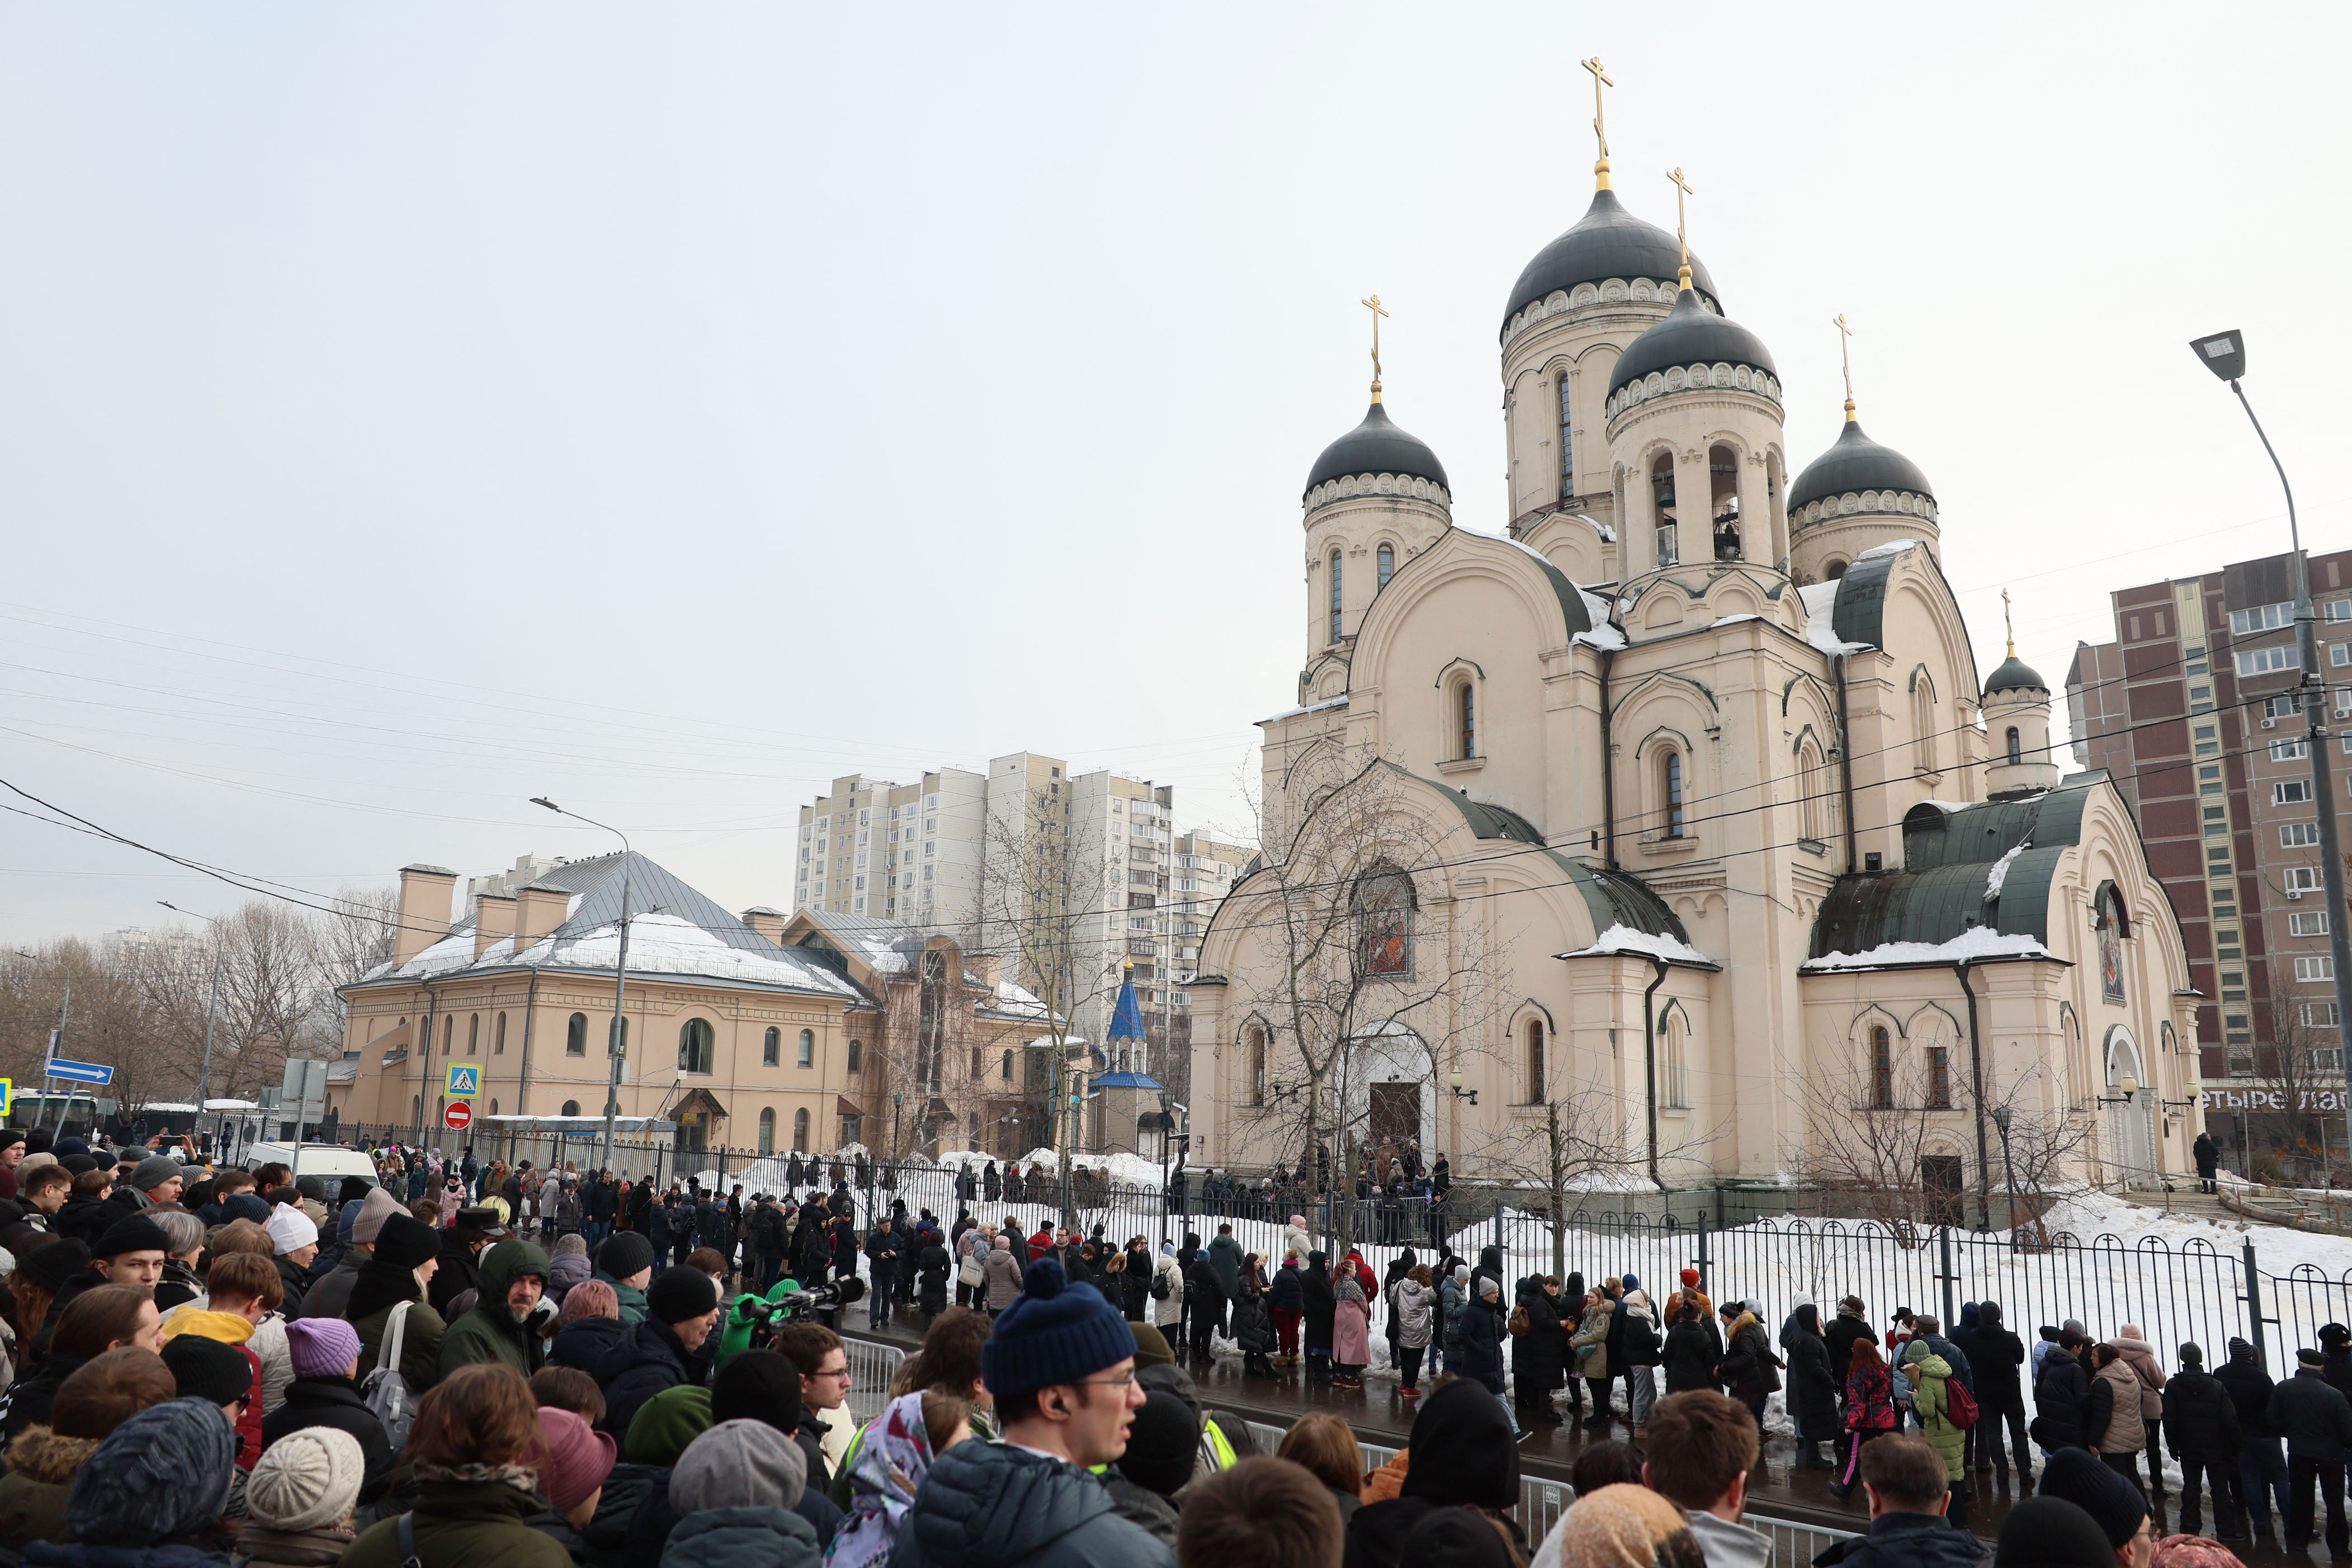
[{"x1": 733, "y1": 1276, "x2": 866, "y2": 1350}]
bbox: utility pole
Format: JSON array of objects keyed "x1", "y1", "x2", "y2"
[
  {"x1": 532, "y1": 799, "x2": 634, "y2": 1178},
  {"x1": 2192, "y1": 331, "x2": 2352, "y2": 1174}
]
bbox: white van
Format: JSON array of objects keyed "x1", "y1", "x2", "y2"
[{"x1": 243, "y1": 1142, "x2": 380, "y2": 1190}]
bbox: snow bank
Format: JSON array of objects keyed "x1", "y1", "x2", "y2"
[
  {"x1": 1802, "y1": 927, "x2": 2049, "y2": 971},
  {"x1": 1858, "y1": 540, "x2": 1923, "y2": 559},
  {"x1": 1559, "y1": 924, "x2": 1716, "y2": 967}
]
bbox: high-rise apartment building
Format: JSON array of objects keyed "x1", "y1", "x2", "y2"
[
  {"x1": 793, "y1": 753, "x2": 1253, "y2": 1087},
  {"x1": 2067, "y1": 547, "x2": 2352, "y2": 1166}
]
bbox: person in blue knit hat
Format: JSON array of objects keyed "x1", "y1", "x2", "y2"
[{"x1": 899, "y1": 1257, "x2": 1170, "y2": 1568}]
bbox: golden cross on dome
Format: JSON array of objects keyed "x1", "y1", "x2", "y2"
[
  {"x1": 1665, "y1": 167, "x2": 1693, "y2": 290},
  {"x1": 1362, "y1": 294, "x2": 1388, "y2": 401},
  {"x1": 2003, "y1": 589, "x2": 2016, "y2": 658},
  {"x1": 1835, "y1": 313, "x2": 1857, "y2": 421},
  {"x1": 1581, "y1": 57, "x2": 1614, "y2": 188}
]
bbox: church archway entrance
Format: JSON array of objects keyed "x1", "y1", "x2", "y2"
[{"x1": 2104, "y1": 1028, "x2": 2153, "y2": 1188}]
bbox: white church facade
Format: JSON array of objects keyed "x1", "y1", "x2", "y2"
[{"x1": 1187, "y1": 150, "x2": 2198, "y2": 1205}]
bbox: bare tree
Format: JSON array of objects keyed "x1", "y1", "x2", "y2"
[
  {"x1": 974, "y1": 780, "x2": 1127, "y2": 1163},
  {"x1": 2233, "y1": 958, "x2": 2340, "y2": 1184},
  {"x1": 1219, "y1": 759, "x2": 1504, "y2": 1202},
  {"x1": 1795, "y1": 1052, "x2": 1964, "y2": 1243},
  {"x1": 1980, "y1": 1068, "x2": 2097, "y2": 1248}
]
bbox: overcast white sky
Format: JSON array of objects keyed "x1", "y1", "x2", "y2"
[{"x1": 3, "y1": 3, "x2": 2348, "y2": 944}]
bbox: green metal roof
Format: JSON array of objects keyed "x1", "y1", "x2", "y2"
[
  {"x1": 1386, "y1": 762, "x2": 1687, "y2": 943},
  {"x1": 1807, "y1": 775, "x2": 2101, "y2": 958}
]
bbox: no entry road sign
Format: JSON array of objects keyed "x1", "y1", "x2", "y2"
[{"x1": 444, "y1": 1101, "x2": 474, "y2": 1131}]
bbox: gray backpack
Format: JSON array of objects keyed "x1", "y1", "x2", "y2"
[{"x1": 361, "y1": 1301, "x2": 419, "y2": 1449}]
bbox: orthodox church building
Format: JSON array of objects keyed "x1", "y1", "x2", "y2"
[{"x1": 1189, "y1": 149, "x2": 2199, "y2": 1202}]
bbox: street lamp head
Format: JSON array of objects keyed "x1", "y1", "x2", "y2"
[
  {"x1": 1449, "y1": 1070, "x2": 1463, "y2": 1092},
  {"x1": 2190, "y1": 330, "x2": 2246, "y2": 383},
  {"x1": 530, "y1": 796, "x2": 561, "y2": 813},
  {"x1": 1991, "y1": 1105, "x2": 2013, "y2": 1134}
]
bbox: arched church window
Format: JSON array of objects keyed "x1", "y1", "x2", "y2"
[
  {"x1": 758, "y1": 1107, "x2": 776, "y2": 1154},
  {"x1": 1659, "y1": 750, "x2": 1685, "y2": 839},
  {"x1": 2096, "y1": 885, "x2": 2129, "y2": 1005},
  {"x1": 763, "y1": 1026, "x2": 780, "y2": 1066},
  {"x1": 792, "y1": 1107, "x2": 810, "y2": 1152},
  {"x1": 1661, "y1": 1011, "x2": 1688, "y2": 1108},
  {"x1": 1248, "y1": 1027, "x2": 1267, "y2": 1104},
  {"x1": 1354, "y1": 870, "x2": 1414, "y2": 977},
  {"x1": 1824, "y1": 559, "x2": 1849, "y2": 581},
  {"x1": 1377, "y1": 543, "x2": 1394, "y2": 589},
  {"x1": 1329, "y1": 550, "x2": 1343, "y2": 644},
  {"x1": 1651, "y1": 454, "x2": 1679, "y2": 566},
  {"x1": 1523, "y1": 1018, "x2": 1545, "y2": 1103},
  {"x1": 1709, "y1": 445, "x2": 1741, "y2": 561},
  {"x1": 1911, "y1": 673, "x2": 1939, "y2": 774},
  {"x1": 1458, "y1": 680, "x2": 1477, "y2": 761},
  {"x1": 677, "y1": 1017, "x2": 714, "y2": 1075},
  {"x1": 2006, "y1": 726, "x2": 2023, "y2": 766},
  {"x1": 1926, "y1": 1046, "x2": 1952, "y2": 1109},
  {"x1": 1870, "y1": 1026, "x2": 1895, "y2": 1109},
  {"x1": 1558, "y1": 375, "x2": 1575, "y2": 499},
  {"x1": 1798, "y1": 740, "x2": 1832, "y2": 844}
]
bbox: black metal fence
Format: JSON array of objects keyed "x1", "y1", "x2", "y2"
[{"x1": 329, "y1": 1126, "x2": 2352, "y2": 1374}]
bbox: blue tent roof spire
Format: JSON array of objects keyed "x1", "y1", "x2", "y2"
[{"x1": 1106, "y1": 967, "x2": 1148, "y2": 1043}]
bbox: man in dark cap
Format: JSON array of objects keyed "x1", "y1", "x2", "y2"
[
  {"x1": 2216, "y1": 1336, "x2": 2289, "y2": 1536},
  {"x1": 2038, "y1": 1448, "x2": 2151, "y2": 1568},
  {"x1": 2268, "y1": 1346, "x2": 2352, "y2": 1555},
  {"x1": 427, "y1": 1205, "x2": 507, "y2": 1319},
  {"x1": 48, "y1": 1213, "x2": 171, "y2": 1329},
  {"x1": 592, "y1": 1264, "x2": 721, "y2": 1440},
  {"x1": 96, "y1": 1154, "x2": 183, "y2": 1229},
  {"x1": 2161, "y1": 1342, "x2": 2242, "y2": 1538},
  {"x1": 593, "y1": 1231, "x2": 655, "y2": 1324}
]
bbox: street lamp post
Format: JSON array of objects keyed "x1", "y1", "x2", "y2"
[
  {"x1": 158, "y1": 903, "x2": 225, "y2": 1150},
  {"x1": 1061, "y1": 1069, "x2": 1078, "y2": 1227},
  {"x1": 531, "y1": 799, "x2": 634, "y2": 1177},
  {"x1": 2189, "y1": 332, "x2": 2352, "y2": 1174},
  {"x1": 1155, "y1": 1090, "x2": 1173, "y2": 1240},
  {"x1": 12, "y1": 950, "x2": 73, "y2": 1141}
]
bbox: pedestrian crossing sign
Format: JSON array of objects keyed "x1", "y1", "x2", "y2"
[
  {"x1": 0, "y1": 1080, "x2": 11, "y2": 1117},
  {"x1": 445, "y1": 1064, "x2": 482, "y2": 1097}
]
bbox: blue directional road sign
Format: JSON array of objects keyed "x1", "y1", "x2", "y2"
[{"x1": 45, "y1": 1057, "x2": 114, "y2": 1086}]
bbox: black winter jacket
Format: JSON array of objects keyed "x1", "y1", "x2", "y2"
[
  {"x1": 1825, "y1": 1309, "x2": 1876, "y2": 1385},
  {"x1": 1663, "y1": 1316, "x2": 1723, "y2": 1395},
  {"x1": 1812, "y1": 1510, "x2": 1988, "y2": 1568},
  {"x1": 1784, "y1": 1306, "x2": 1840, "y2": 1442},
  {"x1": 2216, "y1": 1345, "x2": 2278, "y2": 1439},
  {"x1": 549, "y1": 1314, "x2": 627, "y2": 1373},
  {"x1": 261, "y1": 1376, "x2": 397, "y2": 1501},
  {"x1": 1456, "y1": 1294, "x2": 1506, "y2": 1395},
  {"x1": 591, "y1": 1317, "x2": 692, "y2": 1443},
  {"x1": 2162, "y1": 1367, "x2": 2242, "y2": 1459},
  {"x1": 2033, "y1": 1352, "x2": 2092, "y2": 1449},
  {"x1": 1971, "y1": 1318, "x2": 2028, "y2": 1405},
  {"x1": 2268, "y1": 1367, "x2": 2352, "y2": 1460}
]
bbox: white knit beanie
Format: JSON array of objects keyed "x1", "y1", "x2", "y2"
[
  {"x1": 245, "y1": 1426, "x2": 363, "y2": 1532},
  {"x1": 265, "y1": 1205, "x2": 320, "y2": 1257}
]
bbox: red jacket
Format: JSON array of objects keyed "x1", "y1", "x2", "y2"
[{"x1": 1028, "y1": 1228, "x2": 1054, "y2": 1261}]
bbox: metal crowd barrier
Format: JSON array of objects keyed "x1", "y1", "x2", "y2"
[{"x1": 841, "y1": 1336, "x2": 906, "y2": 1424}]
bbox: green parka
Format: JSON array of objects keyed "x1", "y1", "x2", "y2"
[
  {"x1": 342, "y1": 1478, "x2": 573, "y2": 1568},
  {"x1": 1904, "y1": 1343, "x2": 1964, "y2": 1479},
  {"x1": 437, "y1": 1239, "x2": 552, "y2": 1380}
]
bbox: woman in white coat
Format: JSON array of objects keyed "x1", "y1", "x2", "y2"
[{"x1": 1152, "y1": 1242, "x2": 1186, "y2": 1332}]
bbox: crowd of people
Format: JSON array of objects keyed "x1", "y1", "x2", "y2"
[{"x1": 0, "y1": 1123, "x2": 2325, "y2": 1568}]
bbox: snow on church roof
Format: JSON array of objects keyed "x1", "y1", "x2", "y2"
[{"x1": 1556, "y1": 923, "x2": 1718, "y2": 969}]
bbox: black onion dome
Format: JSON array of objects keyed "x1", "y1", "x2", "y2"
[
  {"x1": 1985, "y1": 655, "x2": 2047, "y2": 694},
  {"x1": 1788, "y1": 419, "x2": 1934, "y2": 512},
  {"x1": 1303, "y1": 402, "x2": 1449, "y2": 499},
  {"x1": 1606, "y1": 289, "x2": 1777, "y2": 398},
  {"x1": 1503, "y1": 188, "x2": 1718, "y2": 335}
]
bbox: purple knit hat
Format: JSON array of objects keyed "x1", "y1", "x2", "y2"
[{"x1": 284, "y1": 1317, "x2": 363, "y2": 1380}]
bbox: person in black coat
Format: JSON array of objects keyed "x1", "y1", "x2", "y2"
[
  {"x1": 2194, "y1": 1131, "x2": 2222, "y2": 1193},
  {"x1": 1661, "y1": 1295, "x2": 1723, "y2": 1395},
  {"x1": 2218, "y1": 1335, "x2": 2290, "y2": 1534},
  {"x1": 915, "y1": 1230, "x2": 950, "y2": 1323},
  {"x1": 2163, "y1": 1342, "x2": 2244, "y2": 1538},
  {"x1": 1455, "y1": 1274, "x2": 1508, "y2": 1404},
  {"x1": 2034, "y1": 1329, "x2": 2094, "y2": 1451},
  {"x1": 1784, "y1": 1302, "x2": 1840, "y2": 1467},
  {"x1": 1301, "y1": 1249, "x2": 1337, "y2": 1385},
  {"x1": 1971, "y1": 1300, "x2": 2032, "y2": 1483},
  {"x1": 1188, "y1": 1250, "x2": 1229, "y2": 1361},
  {"x1": 2269, "y1": 1348, "x2": 2352, "y2": 1555},
  {"x1": 1510, "y1": 1277, "x2": 1566, "y2": 1426},
  {"x1": 1826, "y1": 1295, "x2": 1876, "y2": 1387}
]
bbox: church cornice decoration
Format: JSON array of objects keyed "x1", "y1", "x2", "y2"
[
  {"x1": 1503, "y1": 278, "x2": 1717, "y2": 350},
  {"x1": 1605, "y1": 361, "x2": 1783, "y2": 419},
  {"x1": 1303, "y1": 471, "x2": 1452, "y2": 515},
  {"x1": 1793, "y1": 490, "x2": 1938, "y2": 528}
]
